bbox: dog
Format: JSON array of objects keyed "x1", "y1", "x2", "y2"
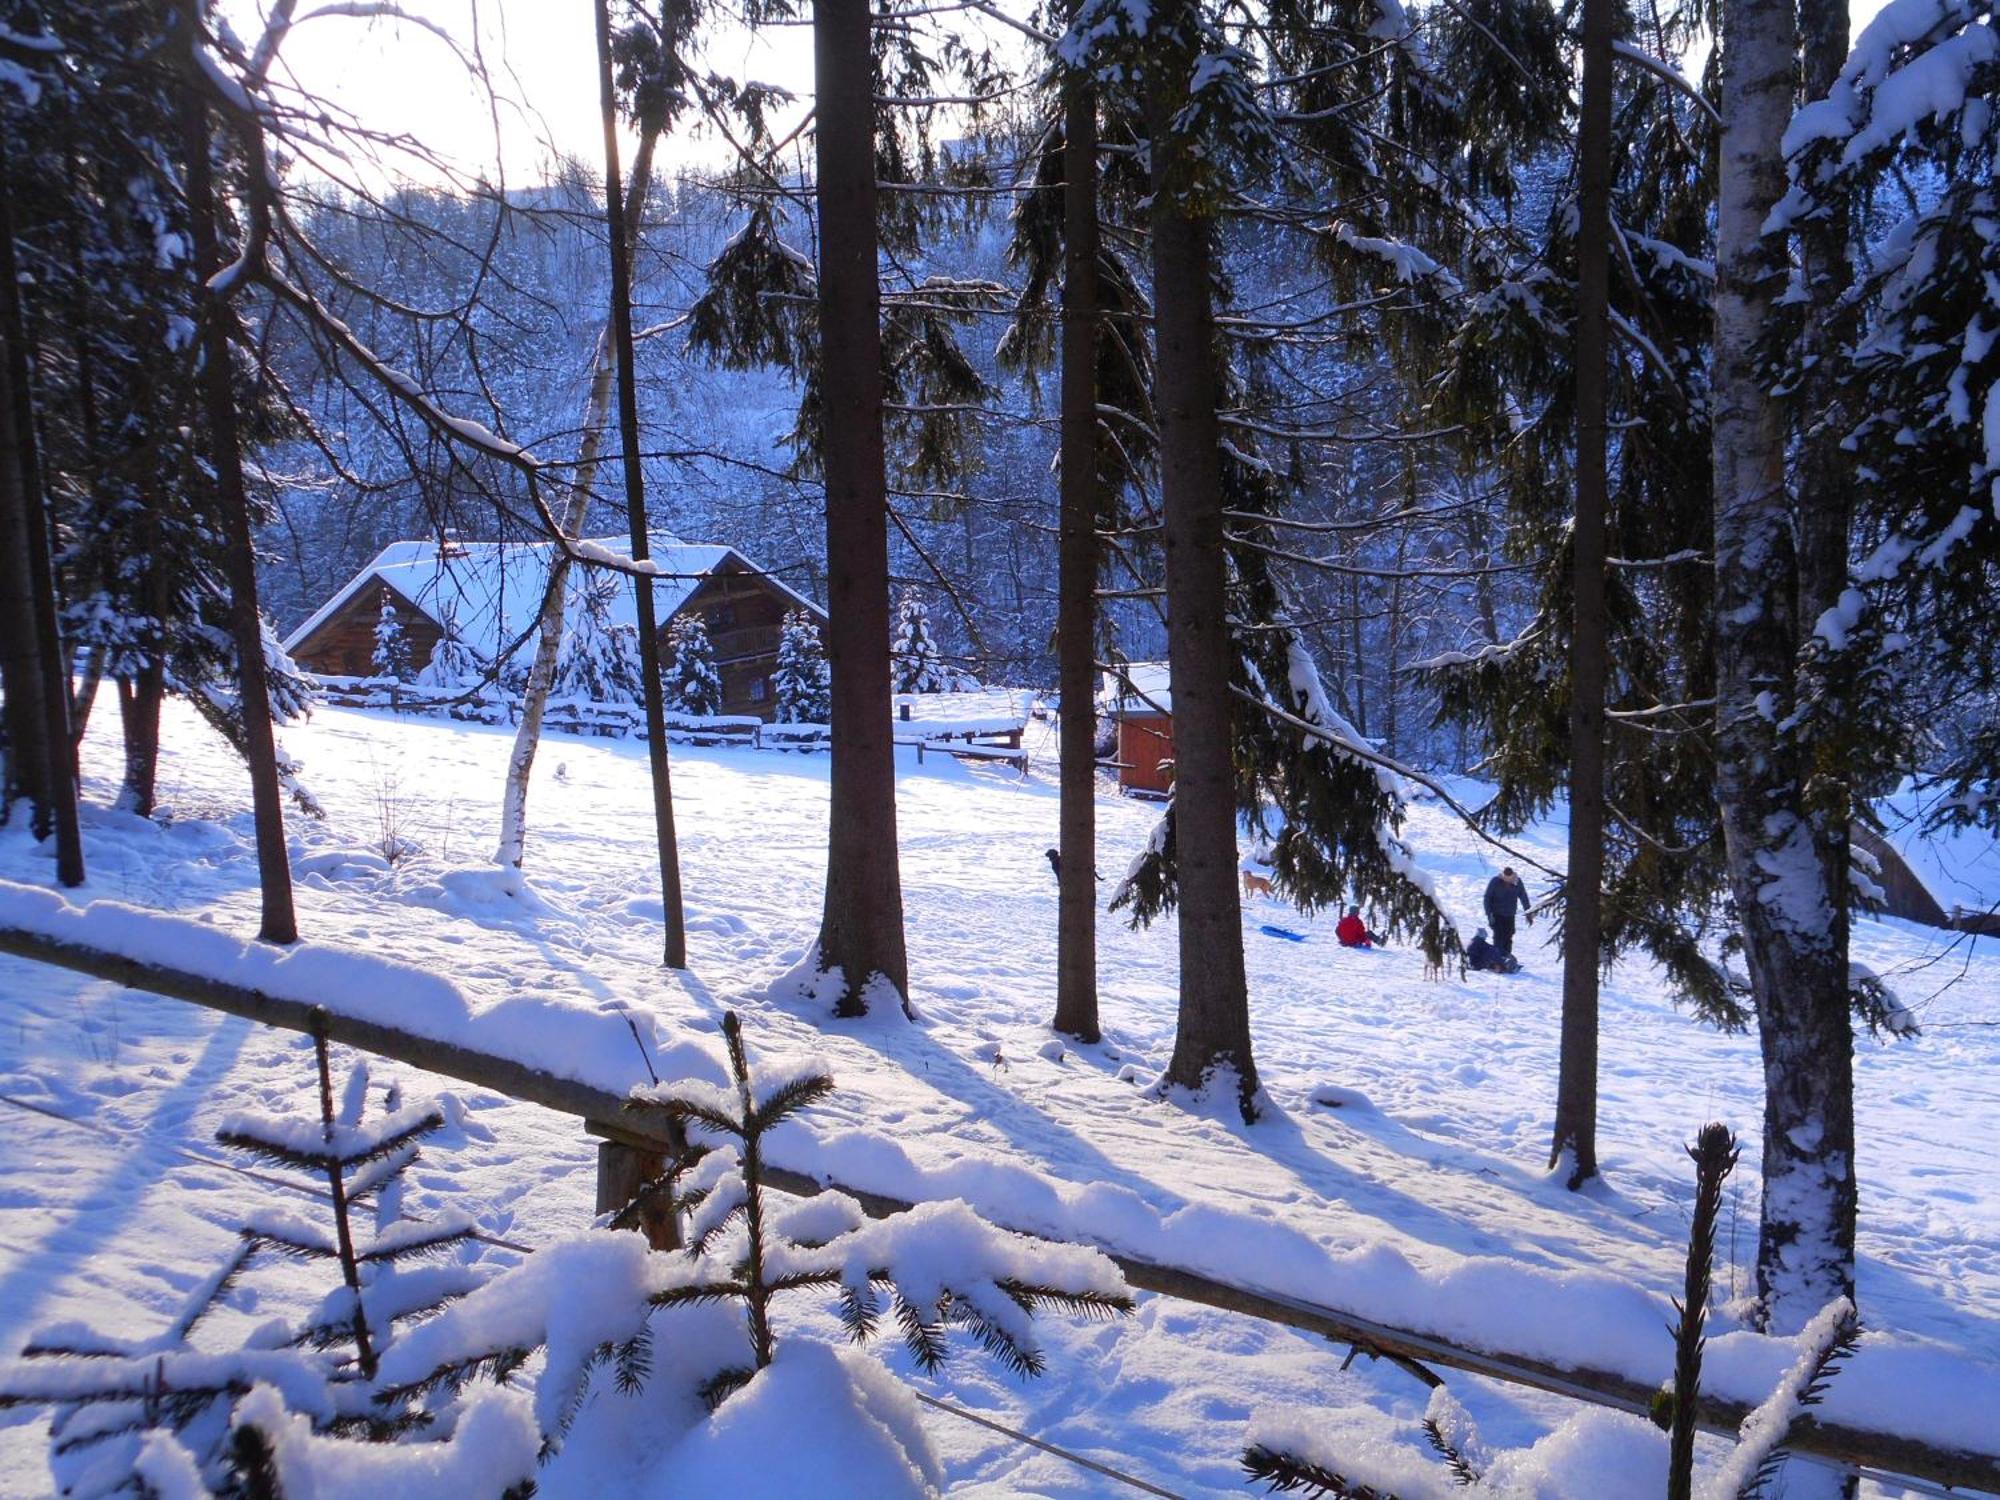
[{"x1": 1241, "y1": 868, "x2": 1275, "y2": 899}]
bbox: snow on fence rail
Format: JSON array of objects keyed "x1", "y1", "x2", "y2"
[
  {"x1": 308, "y1": 678, "x2": 1034, "y2": 765},
  {"x1": 0, "y1": 885, "x2": 1995, "y2": 1494}
]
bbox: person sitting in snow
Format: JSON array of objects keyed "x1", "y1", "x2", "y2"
[
  {"x1": 1334, "y1": 907, "x2": 1381, "y2": 949},
  {"x1": 1467, "y1": 927, "x2": 1521, "y2": 975}
]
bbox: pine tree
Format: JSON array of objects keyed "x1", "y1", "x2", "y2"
[
  {"x1": 890, "y1": 592, "x2": 949, "y2": 694},
  {"x1": 665, "y1": 614, "x2": 724, "y2": 717},
  {"x1": 557, "y1": 575, "x2": 645, "y2": 704},
  {"x1": 772, "y1": 609, "x2": 832, "y2": 723},
  {"x1": 371, "y1": 593, "x2": 413, "y2": 682},
  {"x1": 0, "y1": 1023, "x2": 488, "y2": 1488},
  {"x1": 416, "y1": 605, "x2": 486, "y2": 690},
  {"x1": 366, "y1": 1010, "x2": 1131, "y2": 1452}
]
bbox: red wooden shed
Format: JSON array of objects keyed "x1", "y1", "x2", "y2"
[{"x1": 1106, "y1": 662, "x2": 1174, "y2": 797}]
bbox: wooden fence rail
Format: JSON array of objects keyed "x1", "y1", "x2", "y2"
[{"x1": 0, "y1": 923, "x2": 1993, "y2": 1495}]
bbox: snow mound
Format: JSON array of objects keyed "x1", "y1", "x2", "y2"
[
  {"x1": 656, "y1": 1342, "x2": 943, "y2": 1499},
  {"x1": 1310, "y1": 1083, "x2": 1375, "y2": 1111}
]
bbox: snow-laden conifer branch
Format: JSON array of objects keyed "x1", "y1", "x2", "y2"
[{"x1": 1705, "y1": 1299, "x2": 1861, "y2": 1499}]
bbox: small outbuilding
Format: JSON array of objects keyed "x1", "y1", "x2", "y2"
[
  {"x1": 1856, "y1": 790, "x2": 2000, "y2": 938},
  {"x1": 1105, "y1": 661, "x2": 1174, "y2": 797},
  {"x1": 283, "y1": 536, "x2": 825, "y2": 721}
]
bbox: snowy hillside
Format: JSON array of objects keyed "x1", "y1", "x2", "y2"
[{"x1": 1, "y1": 700, "x2": 1996, "y2": 1495}]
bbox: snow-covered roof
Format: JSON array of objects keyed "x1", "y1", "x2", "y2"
[
  {"x1": 284, "y1": 536, "x2": 823, "y2": 663},
  {"x1": 1877, "y1": 785, "x2": 2000, "y2": 923},
  {"x1": 1103, "y1": 661, "x2": 1171, "y2": 716}
]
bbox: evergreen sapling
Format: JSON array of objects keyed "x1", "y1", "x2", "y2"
[
  {"x1": 891, "y1": 593, "x2": 950, "y2": 694},
  {"x1": 772, "y1": 609, "x2": 832, "y2": 723},
  {"x1": 416, "y1": 605, "x2": 488, "y2": 692},
  {"x1": 0, "y1": 1019, "x2": 502, "y2": 1495},
  {"x1": 1238, "y1": 1121, "x2": 1857, "y2": 1498},
  {"x1": 556, "y1": 575, "x2": 646, "y2": 705},
  {"x1": 664, "y1": 614, "x2": 724, "y2": 717},
  {"x1": 370, "y1": 593, "x2": 412, "y2": 683},
  {"x1": 367, "y1": 1011, "x2": 1132, "y2": 1485}
]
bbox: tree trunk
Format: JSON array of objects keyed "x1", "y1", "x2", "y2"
[
  {"x1": 0, "y1": 261, "x2": 53, "y2": 831},
  {"x1": 70, "y1": 646, "x2": 105, "y2": 755},
  {"x1": 1551, "y1": 0, "x2": 1612, "y2": 1188},
  {"x1": 1052, "y1": 70, "x2": 1102, "y2": 1043},
  {"x1": 593, "y1": 0, "x2": 686, "y2": 969},
  {"x1": 495, "y1": 128, "x2": 660, "y2": 871},
  {"x1": 1149, "y1": 21, "x2": 1258, "y2": 1120},
  {"x1": 179, "y1": 20, "x2": 293, "y2": 940},
  {"x1": 1713, "y1": 0, "x2": 1856, "y2": 1335},
  {"x1": 0, "y1": 142, "x2": 84, "y2": 885},
  {"x1": 812, "y1": 0, "x2": 910, "y2": 1016},
  {"x1": 117, "y1": 671, "x2": 165, "y2": 819}
]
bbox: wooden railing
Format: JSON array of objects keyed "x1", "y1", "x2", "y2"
[{"x1": 1, "y1": 923, "x2": 1988, "y2": 1494}]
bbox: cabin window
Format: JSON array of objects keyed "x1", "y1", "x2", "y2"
[
  {"x1": 711, "y1": 603, "x2": 737, "y2": 631},
  {"x1": 749, "y1": 676, "x2": 768, "y2": 702}
]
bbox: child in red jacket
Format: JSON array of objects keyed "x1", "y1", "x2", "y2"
[{"x1": 1335, "y1": 907, "x2": 1380, "y2": 948}]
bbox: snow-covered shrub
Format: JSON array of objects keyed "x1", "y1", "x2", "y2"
[
  {"x1": 370, "y1": 1011, "x2": 1132, "y2": 1494},
  {"x1": 891, "y1": 592, "x2": 949, "y2": 694},
  {"x1": 557, "y1": 576, "x2": 646, "y2": 704},
  {"x1": 772, "y1": 609, "x2": 831, "y2": 723},
  {"x1": 1240, "y1": 1123, "x2": 1858, "y2": 1499},
  {"x1": 371, "y1": 593, "x2": 413, "y2": 682},
  {"x1": 416, "y1": 605, "x2": 488, "y2": 691},
  {"x1": 665, "y1": 613, "x2": 724, "y2": 716},
  {"x1": 0, "y1": 1027, "x2": 496, "y2": 1497}
]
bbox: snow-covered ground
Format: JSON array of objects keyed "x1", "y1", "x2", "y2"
[{"x1": 1, "y1": 698, "x2": 1995, "y2": 1496}]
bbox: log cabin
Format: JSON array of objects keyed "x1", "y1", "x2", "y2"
[{"x1": 282, "y1": 536, "x2": 825, "y2": 721}]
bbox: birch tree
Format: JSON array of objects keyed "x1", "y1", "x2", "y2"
[{"x1": 1712, "y1": 0, "x2": 1857, "y2": 1334}]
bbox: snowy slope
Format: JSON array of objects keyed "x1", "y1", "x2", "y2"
[{"x1": 0, "y1": 698, "x2": 1995, "y2": 1495}]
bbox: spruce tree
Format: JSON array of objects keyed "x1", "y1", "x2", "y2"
[
  {"x1": 371, "y1": 594, "x2": 414, "y2": 682},
  {"x1": 416, "y1": 606, "x2": 486, "y2": 690},
  {"x1": 0, "y1": 1024, "x2": 486, "y2": 1487},
  {"x1": 772, "y1": 609, "x2": 832, "y2": 723},
  {"x1": 557, "y1": 576, "x2": 645, "y2": 704},
  {"x1": 665, "y1": 614, "x2": 724, "y2": 717},
  {"x1": 368, "y1": 1011, "x2": 1131, "y2": 1445},
  {"x1": 890, "y1": 592, "x2": 949, "y2": 694}
]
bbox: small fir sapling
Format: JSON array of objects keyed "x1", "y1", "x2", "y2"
[
  {"x1": 772, "y1": 609, "x2": 832, "y2": 723},
  {"x1": 374, "y1": 1011, "x2": 1132, "y2": 1473},
  {"x1": 891, "y1": 592, "x2": 950, "y2": 694},
  {"x1": 1655, "y1": 1123, "x2": 1738, "y2": 1498},
  {"x1": 664, "y1": 614, "x2": 724, "y2": 717},
  {"x1": 1238, "y1": 1122, "x2": 1858, "y2": 1499},
  {"x1": 371, "y1": 593, "x2": 413, "y2": 682},
  {"x1": 0, "y1": 1018, "x2": 491, "y2": 1493}
]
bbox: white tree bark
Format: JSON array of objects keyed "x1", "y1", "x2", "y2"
[
  {"x1": 494, "y1": 129, "x2": 660, "y2": 871},
  {"x1": 494, "y1": 330, "x2": 616, "y2": 869},
  {"x1": 1712, "y1": 0, "x2": 1858, "y2": 1351}
]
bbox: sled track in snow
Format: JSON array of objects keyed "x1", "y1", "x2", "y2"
[{"x1": 1, "y1": 922, "x2": 1995, "y2": 1497}]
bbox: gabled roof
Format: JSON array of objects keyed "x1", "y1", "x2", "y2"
[
  {"x1": 1103, "y1": 661, "x2": 1172, "y2": 716},
  {"x1": 283, "y1": 535, "x2": 824, "y2": 663},
  {"x1": 1876, "y1": 784, "x2": 2000, "y2": 923}
]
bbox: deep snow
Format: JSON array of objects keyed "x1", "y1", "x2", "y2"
[{"x1": 0, "y1": 696, "x2": 1995, "y2": 1495}]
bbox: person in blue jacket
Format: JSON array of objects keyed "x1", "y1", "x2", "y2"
[{"x1": 1483, "y1": 867, "x2": 1533, "y2": 958}]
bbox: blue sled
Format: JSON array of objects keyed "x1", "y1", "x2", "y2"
[{"x1": 1259, "y1": 924, "x2": 1308, "y2": 943}]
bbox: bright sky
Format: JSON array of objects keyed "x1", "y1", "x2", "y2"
[
  {"x1": 225, "y1": 0, "x2": 818, "y2": 188},
  {"x1": 227, "y1": 0, "x2": 1895, "y2": 191}
]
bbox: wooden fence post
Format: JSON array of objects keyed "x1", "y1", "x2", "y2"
[{"x1": 587, "y1": 1119, "x2": 683, "y2": 1251}]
